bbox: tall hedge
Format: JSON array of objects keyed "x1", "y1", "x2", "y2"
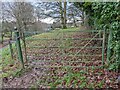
[{"x1": 74, "y1": 2, "x2": 120, "y2": 70}]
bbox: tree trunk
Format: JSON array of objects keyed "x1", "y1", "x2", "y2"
[
  {"x1": 10, "y1": 30, "x2": 12, "y2": 40},
  {"x1": 60, "y1": 2, "x2": 64, "y2": 29},
  {"x1": 22, "y1": 22, "x2": 27, "y2": 63},
  {"x1": 81, "y1": 8, "x2": 85, "y2": 26},
  {"x1": 1, "y1": 33, "x2": 4, "y2": 44},
  {"x1": 63, "y1": 2, "x2": 67, "y2": 29},
  {"x1": 73, "y1": 15, "x2": 77, "y2": 27}
]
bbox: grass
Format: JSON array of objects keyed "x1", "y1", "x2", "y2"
[
  {"x1": 34, "y1": 67, "x2": 104, "y2": 88},
  {"x1": 27, "y1": 27, "x2": 79, "y2": 38},
  {"x1": 26, "y1": 27, "x2": 79, "y2": 48},
  {"x1": 49, "y1": 71, "x2": 88, "y2": 88},
  {"x1": 0, "y1": 42, "x2": 23, "y2": 78}
]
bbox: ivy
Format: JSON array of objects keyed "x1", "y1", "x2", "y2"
[{"x1": 74, "y1": 2, "x2": 120, "y2": 70}]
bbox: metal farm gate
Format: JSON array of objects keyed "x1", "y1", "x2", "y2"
[
  {"x1": 25, "y1": 29, "x2": 105, "y2": 69},
  {"x1": 23, "y1": 29, "x2": 107, "y2": 87},
  {"x1": 6, "y1": 28, "x2": 118, "y2": 88}
]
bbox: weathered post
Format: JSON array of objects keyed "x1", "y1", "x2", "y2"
[
  {"x1": 14, "y1": 27, "x2": 24, "y2": 69},
  {"x1": 1, "y1": 33, "x2": 4, "y2": 44},
  {"x1": 22, "y1": 32, "x2": 28, "y2": 63},
  {"x1": 102, "y1": 30, "x2": 105, "y2": 67},
  {"x1": 9, "y1": 40, "x2": 13, "y2": 59},
  {"x1": 107, "y1": 30, "x2": 112, "y2": 64}
]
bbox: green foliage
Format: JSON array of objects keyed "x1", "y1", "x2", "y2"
[
  {"x1": 1, "y1": 43, "x2": 22, "y2": 78},
  {"x1": 48, "y1": 67, "x2": 88, "y2": 88},
  {"x1": 74, "y1": 2, "x2": 120, "y2": 70},
  {"x1": 48, "y1": 69, "x2": 104, "y2": 88},
  {"x1": 2, "y1": 46, "x2": 14, "y2": 66}
]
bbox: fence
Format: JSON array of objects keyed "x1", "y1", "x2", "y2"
[
  {"x1": 8, "y1": 28, "x2": 107, "y2": 69},
  {"x1": 4, "y1": 27, "x2": 119, "y2": 87},
  {"x1": 24, "y1": 29, "x2": 105, "y2": 68}
]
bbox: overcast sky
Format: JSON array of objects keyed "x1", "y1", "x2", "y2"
[
  {"x1": 1, "y1": 0, "x2": 119, "y2": 24},
  {"x1": 1, "y1": 0, "x2": 56, "y2": 24},
  {"x1": 1, "y1": 0, "x2": 82, "y2": 24},
  {"x1": 40, "y1": 17, "x2": 55, "y2": 24}
]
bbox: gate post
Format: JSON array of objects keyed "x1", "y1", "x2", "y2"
[
  {"x1": 14, "y1": 27, "x2": 24, "y2": 69},
  {"x1": 102, "y1": 30, "x2": 105, "y2": 67},
  {"x1": 22, "y1": 32, "x2": 28, "y2": 63},
  {"x1": 107, "y1": 30, "x2": 112, "y2": 64},
  {"x1": 9, "y1": 40, "x2": 13, "y2": 59}
]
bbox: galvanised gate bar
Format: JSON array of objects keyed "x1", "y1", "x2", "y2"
[
  {"x1": 11, "y1": 28, "x2": 118, "y2": 88},
  {"x1": 24, "y1": 29, "x2": 105, "y2": 69}
]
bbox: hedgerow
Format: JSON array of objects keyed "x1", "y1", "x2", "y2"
[{"x1": 74, "y1": 2, "x2": 120, "y2": 70}]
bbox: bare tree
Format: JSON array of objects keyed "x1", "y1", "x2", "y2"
[
  {"x1": 63, "y1": 2, "x2": 67, "y2": 29},
  {"x1": 67, "y1": 3, "x2": 82, "y2": 27},
  {"x1": 59, "y1": 2, "x2": 64, "y2": 29},
  {"x1": 2, "y1": 1, "x2": 34, "y2": 62},
  {"x1": 36, "y1": 2, "x2": 67, "y2": 29},
  {"x1": 1, "y1": 3, "x2": 14, "y2": 43}
]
